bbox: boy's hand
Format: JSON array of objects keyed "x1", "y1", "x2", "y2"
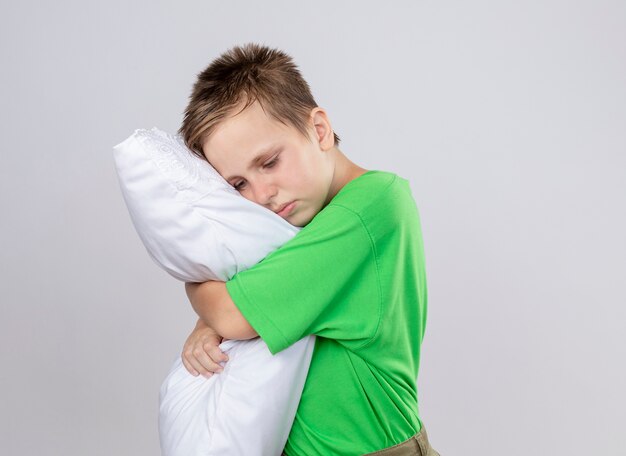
[{"x1": 181, "y1": 318, "x2": 230, "y2": 378}]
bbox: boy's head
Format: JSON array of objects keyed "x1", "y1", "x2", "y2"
[{"x1": 179, "y1": 43, "x2": 343, "y2": 227}]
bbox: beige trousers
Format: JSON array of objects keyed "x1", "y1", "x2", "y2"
[
  {"x1": 362, "y1": 424, "x2": 440, "y2": 456},
  {"x1": 282, "y1": 424, "x2": 440, "y2": 456}
]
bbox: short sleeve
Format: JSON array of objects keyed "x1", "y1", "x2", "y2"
[{"x1": 225, "y1": 204, "x2": 382, "y2": 355}]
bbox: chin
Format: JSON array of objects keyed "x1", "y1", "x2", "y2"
[
  {"x1": 292, "y1": 213, "x2": 314, "y2": 228},
  {"x1": 297, "y1": 203, "x2": 327, "y2": 227},
  {"x1": 288, "y1": 217, "x2": 305, "y2": 228}
]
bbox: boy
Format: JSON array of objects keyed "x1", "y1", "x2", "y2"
[{"x1": 178, "y1": 43, "x2": 439, "y2": 455}]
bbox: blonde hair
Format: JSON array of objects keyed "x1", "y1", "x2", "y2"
[{"x1": 179, "y1": 42, "x2": 340, "y2": 161}]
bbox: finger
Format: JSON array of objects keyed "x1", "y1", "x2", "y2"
[
  {"x1": 182, "y1": 347, "x2": 215, "y2": 378},
  {"x1": 180, "y1": 354, "x2": 200, "y2": 377},
  {"x1": 206, "y1": 343, "x2": 229, "y2": 366},
  {"x1": 187, "y1": 355, "x2": 214, "y2": 378},
  {"x1": 191, "y1": 346, "x2": 225, "y2": 375}
]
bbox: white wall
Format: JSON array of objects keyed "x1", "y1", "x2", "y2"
[{"x1": 1, "y1": 1, "x2": 624, "y2": 454}]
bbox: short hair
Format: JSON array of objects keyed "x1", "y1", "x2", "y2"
[{"x1": 179, "y1": 42, "x2": 340, "y2": 161}]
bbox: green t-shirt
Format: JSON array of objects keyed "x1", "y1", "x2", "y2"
[{"x1": 225, "y1": 170, "x2": 429, "y2": 455}]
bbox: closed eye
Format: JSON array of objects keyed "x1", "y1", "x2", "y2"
[
  {"x1": 233, "y1": 154, "x2": 279, "y2": 191},
  {"x1": 263, "y1": 156, "x2": 279, "y2": 168}
]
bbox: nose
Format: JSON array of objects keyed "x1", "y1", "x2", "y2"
[{"x1": 251, "y1": 178, "x2": 278, "y2": 207}]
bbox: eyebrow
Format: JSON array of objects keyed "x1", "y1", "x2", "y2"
[{"x1": 225, "y1": 145, "x2": 282, "y2": 181}]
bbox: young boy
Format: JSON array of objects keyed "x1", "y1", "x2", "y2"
[{"x1": 178, "y1": 43, "x2": 439, "y2": 456}]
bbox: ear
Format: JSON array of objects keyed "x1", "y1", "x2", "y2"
[{"x1": 309, "y1": 107, "x2": 335, "y2": 151}]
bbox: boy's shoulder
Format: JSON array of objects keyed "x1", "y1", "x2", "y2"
[
  {"x1": 330, "y1": 169, "x2": 412, "y2": 215},
  {"x1": 301, "y1": 169, "x2": 417, "y2": 236}
]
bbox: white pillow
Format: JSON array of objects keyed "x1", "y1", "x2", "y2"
[
  {"x1": 112, "y1": 126, "x2": 299, "y2": 282},
  {"x1": 112, "y1": 127, "x2": 315, "y2": 456}
]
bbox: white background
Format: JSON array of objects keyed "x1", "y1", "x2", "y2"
[{"x1": 1, "y1": 1, "x2": 625, "y2": 454}]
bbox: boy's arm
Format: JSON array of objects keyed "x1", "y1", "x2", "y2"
[
  {"x1": 220, "y1": 206, "x2": 380, "y2": 355},
  {"x1": 185, "y1": 281, "x2": 259, "y2": 340}
]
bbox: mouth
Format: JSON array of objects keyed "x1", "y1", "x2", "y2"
[{"x1": 275, "y1": 201, "x2": 296, "y2": 218}]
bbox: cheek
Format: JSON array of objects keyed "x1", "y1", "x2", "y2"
[
  {"x1": 281, "y1": 174, "x2": 306, "y2": 195},
  {"x1": 279, "y1": 152, "x2": 322, "y2": 197},
  {"x1": 240, "y1": 191, "x2": 256, "y2": 203}
]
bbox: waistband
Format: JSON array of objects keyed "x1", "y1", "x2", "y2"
[{"x1": 362, "y1": 424, "x2": 439, "y2": 456}]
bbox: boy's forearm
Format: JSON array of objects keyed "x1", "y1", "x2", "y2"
[
  {"x1": 185, "y1": 281, "x2": 258, "y2": 340},
  {"x1": 185, "y1": 281, "x2": 228, "y2": 328}
]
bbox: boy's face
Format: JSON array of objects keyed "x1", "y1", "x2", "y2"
[{"x1": 201, "y1": 100, "x2": 335, "y2": 227}]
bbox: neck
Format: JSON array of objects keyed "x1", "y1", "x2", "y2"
[{"x1": 324, "y1": 148, "x2": 368, "y2": 205}]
